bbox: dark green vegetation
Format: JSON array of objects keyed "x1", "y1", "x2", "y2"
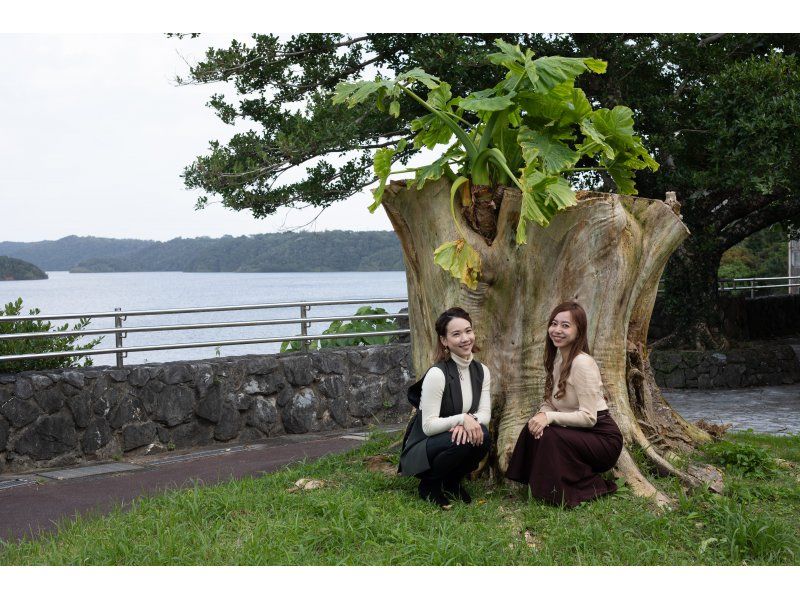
[
  {"x1": 280, "y1": 305, "x2": 401, "y2": 352},
  {"x1": 180, "y1": 34, "x2": 800, "y2": 348},
  {"x1": 719, "y1": 224, "x2": 789, "y2": 280},
  {"x1": 1, "y1": 430, "x2": 797, "y2": 565},
  {"x1": 0, "y1": 236, "x2": 153, "y2": 271},
  {"x1": 0, "y1": 256, "x2": 47, "y2": 281},
  {"x1": 1, "y1": 232, "x2": 403, "y2": 273},
  {"x1": 0, "y1": 298, "x2": 101, "y2": 373}
]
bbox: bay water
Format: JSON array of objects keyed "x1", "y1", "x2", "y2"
[{"x1": 2, "y1": 271, "x2": 408, "y2": 366}]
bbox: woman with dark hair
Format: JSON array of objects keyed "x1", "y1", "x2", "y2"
[
  {"x1": 505, "y1": 301, "x2": 623, "y2": 507},
  {"x1": 399, "y1": 307, "x2": 491, "y2": 507}
]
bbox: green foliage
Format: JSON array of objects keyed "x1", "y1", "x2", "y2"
[
  {"x1": 280, "y1": 306, "x2": 399, "y2": 353},
  {"x1": 332, "y1": 39, "x2": 655, "y2": 288},
  {"x1": 0, "y1": 298, "x2": 102, "y2": 373},
  {"x1": 701, "y1": 439, "x2": 777, "y2": 476},
  {"x1": 718, "y1": 224, "x2": 789, "y2": 281}
]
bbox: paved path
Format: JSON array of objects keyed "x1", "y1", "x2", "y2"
[
  {"x1": 663, "y1": 384, "x2": 800, "y2": 435},
  {"x1": 0, "y1": 427, "x2": 399, "y2": 543}
]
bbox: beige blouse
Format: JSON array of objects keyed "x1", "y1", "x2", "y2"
[{"x1": 538, "y1": 351, "x2": 608, "y2": 428}]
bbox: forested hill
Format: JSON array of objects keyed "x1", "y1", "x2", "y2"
[
  {"x1": 0, "y1": 232, "x2": 404, "y2": 273},
  {"x1": 0, "y1": 256, "x2": 48, "y2": 280},
  {"x1": 0, "y1": 236, "x2": 155, "y2": 271}
]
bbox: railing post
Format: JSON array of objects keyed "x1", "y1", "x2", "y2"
[
  {"x1": 114, "y1": 307, "x2": 125, "y2": 367},
  {"x1": 750, "y1": 278, "x2": 755, "y2": 299},
  {"x1": 300, "y1": 304, "x2": 310, "y2": 352}
]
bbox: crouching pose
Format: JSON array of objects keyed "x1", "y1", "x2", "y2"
[
  {"x1": 506, "y1": 301, "x2": 623, "y2": 507},
  {"x1": 399, "y1": 307, "x2": 491, "y2": 507}
]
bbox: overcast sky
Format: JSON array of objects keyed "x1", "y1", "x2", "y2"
[
  {"x1": 0, "y1": 33, "x2": 397, "y2": 242},
  {"x1": 1, "y1": 2, "x2": 789, "y2": 243}
]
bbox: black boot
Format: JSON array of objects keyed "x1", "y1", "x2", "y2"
[
  {"x1": 442, "y1": 476, "x2": 472, "y2": 504},
  {"x1": 419, "y1": 478, "x2": 451, "y2": 508}
]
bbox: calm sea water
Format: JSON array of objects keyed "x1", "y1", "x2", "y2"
[{"x1": 2, "y1": 271, "x2": 407, "y2": 366}]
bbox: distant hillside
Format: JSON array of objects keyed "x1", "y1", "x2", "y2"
[
  {"x1": 0, "y1": 236, "x2": 155, "y2": 271},
  {"x1": 0, "y1": 256, "x2": 48, "y2": 281},
  {"x1": 70, "y1": 231, "x2": 404, "y2": 272},
  {"x1": 0, "y1": 232, "x2": 405, "y2": 273}
]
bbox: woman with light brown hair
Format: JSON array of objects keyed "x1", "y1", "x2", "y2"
[{"x1": 505, "y1": 301, "x2": 623, "y2": 507}]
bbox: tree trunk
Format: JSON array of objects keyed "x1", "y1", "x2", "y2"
[
  {"x1": 383, "y1": 178, "x2": 721, "y2": 506},
  {"x1": 657, "y1": 238, "x2": 728, "y2": 350}
]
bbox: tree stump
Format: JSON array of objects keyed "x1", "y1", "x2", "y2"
[{"x1": 383, "y1": 178, "x2": 719, "y2": 505}]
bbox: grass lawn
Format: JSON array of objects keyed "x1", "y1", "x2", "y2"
[{"x1": 1, "y1": 430, "x2": 798, "y2": 565}]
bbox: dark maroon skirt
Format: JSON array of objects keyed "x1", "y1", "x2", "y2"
[{"x1": 505, "y1": 410, "x2": 623, "y2": 507}]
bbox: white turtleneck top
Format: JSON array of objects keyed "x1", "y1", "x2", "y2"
[{"x1": 419, "y1": 353, "x2": 491, "y2": 436}]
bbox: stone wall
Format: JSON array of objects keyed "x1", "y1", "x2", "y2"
[
  {"x1": 0, "y1": 344, "x2": 413, "y2": 473},
  {"x1": 650, "y1": 344, "x2": 800, "y2": 389},
  {"x1": 649, "y1": 294, "x2": 800, "y2": 341}
]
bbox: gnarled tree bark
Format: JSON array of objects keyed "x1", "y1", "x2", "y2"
[{"x1": 383, "y1": 178, "x2": 721, "y2": 506}]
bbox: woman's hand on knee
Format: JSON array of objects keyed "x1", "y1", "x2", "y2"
[
  {"x1": 527, "y1": 412, "x2": 548, "y2": 438},
  {"x1": 462, "y1": 414, "x2": 483, "y2": 445},
  {"x1": 450, "y1": 424, "x2": 468, "y2": 445}
]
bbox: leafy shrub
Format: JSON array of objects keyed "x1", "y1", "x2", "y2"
[
  {"x1": 281, "y1": 306, "x2": 399, "y2": 353},
  {"x1": 702, "y1": 440, "x2": 776, "y2": 476},
  {"x1": 0, "y1": 297, "x2": 102, "y2": 373}
]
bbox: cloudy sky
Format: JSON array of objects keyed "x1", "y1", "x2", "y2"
[
  {"x1": 1, "y1": 2, "x2": 783, "y2": 243},
  {"x1": 0, "y1": 32, "x2": 398, "y2": 242}
]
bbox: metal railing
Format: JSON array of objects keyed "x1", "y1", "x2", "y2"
[
  {"x1": 0, "y1": 297, "x2": 409, "y2": 366},
  {"x1": 655, "y1": 275, "x2": 800, "y2": 297},
  {"x1": 718, "y1": 275, "x2": 800, "y2": 297}
]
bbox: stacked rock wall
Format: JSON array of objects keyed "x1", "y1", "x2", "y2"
[
  {"x1": 650, "y1": 344, "x2": 800, "y2": 389},
  {"x1": 0, "y1": 345, "x2": 413, "y2": 473}
]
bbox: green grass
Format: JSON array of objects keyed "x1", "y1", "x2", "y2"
[{"x1": 1, "y1": 431, "x2": 798, "y2": 565}]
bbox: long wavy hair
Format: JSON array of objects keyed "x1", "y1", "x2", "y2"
[
  {"x1": 432, "y1": 307, "x2": 480, "y2": 363},
  {"x1": 544, "y1": 301, "x2": 591, "y2": 401}
]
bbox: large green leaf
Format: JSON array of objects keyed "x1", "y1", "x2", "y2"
[
  {"x1": 369, "y1": 139, "x2": 407, "y2": 212},
  {"x1": 606, "y1": 160, "x2": 637, "y2": 195},
  {"x1": 590, "y1": 106, "x2": 635, "y2": 143},
  {"x1": 433, "y1": 238, "x2": 481, "y2": 290},
  {"x1": 458, "y1": 91, "x2": 516, "y2": 113},
  {"x1": 427, "y1": 82, "x2": 453, "y2": 110},
  {"x1": 532, "y1": 57, "x2": 594, "y2": 92},
  {"x1": 565, "y1": 88, "x2": 593, "y2": 123},
  {"x1": 413, "y1": 144, "x2": 464, "y2": 189},
  {"x1": 487, "y1": 39, "x2": 527, "y2": 69},
  {"x1": 400, "y1": 67, "x2": 441, "y2": 90},
  {"x1": 411, "y1": 113, "x2": 454, "y2": 149},
  {"x1": 578, "y1": 118, "x2": 615, "y2": 159},
  {"x1": 493, "y1": 120, "x2": 523, "y2": 176},
  {"x1": 333, "y1": 80, "x2": 389, "y2": 107},
  {"x1": 516, "y1": 168, "x2": 577, "y2": 243},
  {"x1": 518, "y1": 127, "x2": 581, "y2": 174}
]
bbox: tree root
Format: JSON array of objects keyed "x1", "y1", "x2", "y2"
[{"x1": 614, "y1": 449, "x2": 673, "y2": 508}]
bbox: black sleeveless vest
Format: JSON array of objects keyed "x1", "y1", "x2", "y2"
[{"x1": 398, "y1": 358, "x2": 484, "y2": 476}]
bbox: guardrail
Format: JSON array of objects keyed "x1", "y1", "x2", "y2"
[
  {"x1": 0, "y1": 297, "x2": 409, "y2": 367},
  {"x1": 718, "y1": 275, "x2": 800, "y2": 297}
]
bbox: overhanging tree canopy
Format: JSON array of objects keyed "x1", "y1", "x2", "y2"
[{"x1": 181, "y1": 33, "x2": 800, "y2": 348}]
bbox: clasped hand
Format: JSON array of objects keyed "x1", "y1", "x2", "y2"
[
  {"x1": 450, "y1": 414, "x2": 483, "y2": 446},
  {"x1": 527, "y1": 412, "x2": 548, "y2": 439}
]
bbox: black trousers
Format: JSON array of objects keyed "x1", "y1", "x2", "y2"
[{"x1": 418, "y1": 424, "x2": 491, "y2": 482}]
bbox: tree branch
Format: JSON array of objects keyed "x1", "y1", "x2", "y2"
[
  {"x1": 698, "y1": 33, "x2": 727, "y2": 47},
  {"x1": 718, "y1": 199, "x2": 799, "y2": 248}
]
